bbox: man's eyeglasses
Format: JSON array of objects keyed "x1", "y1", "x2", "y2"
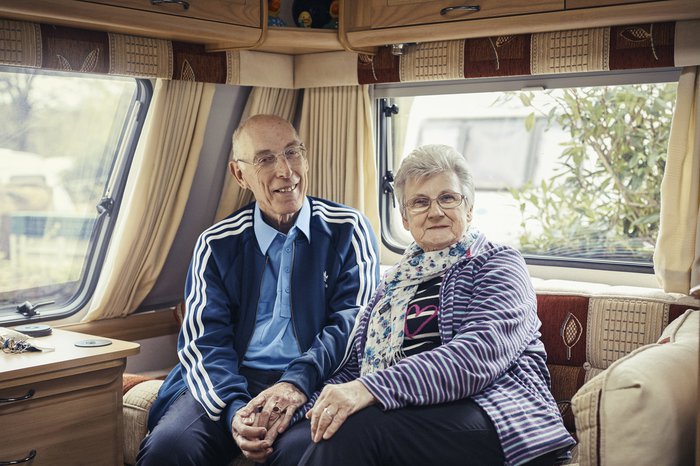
[
  {"x1": 235, "y1": 144, "x2": 306, "y2": 170},
  {"x1": 404, "y1": 192, "x2": 466, "y2": 214}
]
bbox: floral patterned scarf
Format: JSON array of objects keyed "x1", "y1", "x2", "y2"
[{"x1": 360, "y1": 229, "x2": 479, "y2": 376}]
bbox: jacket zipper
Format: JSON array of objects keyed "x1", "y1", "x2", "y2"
[
  {"x1": 241, "y1": 254, "x2": 268, "y2": 362},
  {"x1": 289, "y1": 241, "x2": 302, "y2": 353}
]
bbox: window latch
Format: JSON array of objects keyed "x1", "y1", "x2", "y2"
[
  {"x1": 383, "y1": 170, "x2": 397, "y2": 208},
  {"x1": 96, "y1": 197, "x2": 114, "y2": 215},
  {"x1": 382, "y1": 104, "x2": 399, "y2": 117},
  {"x1": 16, "y1": 300, "x2": 55, "y2": 318}
]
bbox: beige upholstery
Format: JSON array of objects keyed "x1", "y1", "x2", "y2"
[
  {"x1": 572, "y1": 309, "x2": 698, "y2": 466},
  {"x1": 123, "y1": 380, "x2": 163, "y2": 465}
]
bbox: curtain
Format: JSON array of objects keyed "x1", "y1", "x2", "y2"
[
  {"x1": 298, "y1": 85, "x2": 380, "y2": 234},
  {"x1": 83, "y1": 79, "x2": 215, "y2": 321},
  {"x1": 213, "y1": 87, "x2": 300, "y2": 222},
  {"x1": 654, "y1": 66, "x2": 700, "y2": 296}
]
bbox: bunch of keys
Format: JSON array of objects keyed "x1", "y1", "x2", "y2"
[{"x1": 0, "y1": 334, "x2": 35, "y2": 354}]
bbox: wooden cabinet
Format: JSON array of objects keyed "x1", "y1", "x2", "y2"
[
  {"x1": 0, "y1": 329, "x2": 139, "y2": 466},
  {"x1": 361, "y1": 0, "x2": 563, "y2": 29},
  {"x1": 83, "y1": 0, "x2": 260, "y2": 29},
  {"x1": 341, "y1": 0, "x2": 700, "y2": 49},
  {"x1": 0, "y1": 0, "x2": 344, "y2": 54},
  {"x1": 0, "y1": 0, "x2": 264, "y2": 46}
]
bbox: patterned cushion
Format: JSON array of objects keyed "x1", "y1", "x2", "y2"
[
  {"x1": 533, "y1": 281, "x2": 699, "y2": 437},
  {"x1": 571, "y1": 309, "x2": 698, "y2": 466}
]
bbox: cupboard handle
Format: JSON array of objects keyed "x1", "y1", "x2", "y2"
[
  {"x1": 0, "y1": 450, "x2": 36, "y2": 465},
  {"x1": 439, "y1": 5, "x2": 481, "y2": 15},
  {"x1": 0, "y1": 389, "x2": 35, "y2": 403},
  {"x1": 149, "y1": 0, "x2": 190, "y2": 10}
]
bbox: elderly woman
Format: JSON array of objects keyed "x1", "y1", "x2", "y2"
[{"x1": 265, "y1": 144, "x2": 575, "y2": 466}]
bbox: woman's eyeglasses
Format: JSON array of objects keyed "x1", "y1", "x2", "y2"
[
  {"x1": 235, "y1": 144, "x2": 306, "y2": 170},
  {"x1": 404, "y1": 192, "x2": 466, "y2": 214}
]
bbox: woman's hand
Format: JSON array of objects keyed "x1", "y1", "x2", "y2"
[{"x1": 306, "y1": 380, "x2": 376, "y2": 442}]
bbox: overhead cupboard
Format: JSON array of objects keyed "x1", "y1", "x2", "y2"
[
  {"x1": 2, "y1": 0, "x2": 699, "y2": 56},
  {"x1": 0, "y1": 0, "x2": 345, "y2": 55},
  {"x1": 81, "y1": 0, "x2": 261, "y2": 28},
  {"x1": 0, "y1": 0, "x2": 265, "y2": 50},
  {"x1": 340, "y1": 0, "x2": 700, "y2": 49},
  {"x1": 347, "y1": 0, "x2": 565, "y2": 29}
]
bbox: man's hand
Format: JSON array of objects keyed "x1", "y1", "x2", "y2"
[
  {"x1": 231, "y1": 410, "x2": 283, "y2": 462},
  {"x1": 238, "y1": 382, "x2": 308, "y2": 435},
  {"x1": 306, "y1": 380, "x2": 376, "y2": 443}
]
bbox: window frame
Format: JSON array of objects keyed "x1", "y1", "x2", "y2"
[
  {"x1": 374, "y1": 68, "x2": 681, "y2": 274},
  {"x1": 0, "y1": 72, "x2": 152, "y2": 325}
]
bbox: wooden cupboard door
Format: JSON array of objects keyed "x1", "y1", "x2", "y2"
[
  {"x1": 80, "y1": 0, "x2": 261, "y2": 28},
  {"x1": 0, "y1": 366, "x2": 124, "y2": 466},
  {"x1": 367, "y1": 0, "x2": 564, "y2": 29}
]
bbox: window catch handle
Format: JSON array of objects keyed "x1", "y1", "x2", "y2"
[
  {"x1": 16, "y1": 301, "x2": 55, "y2": 318},
  {"x1": 96, "y1": 197, "x2": 115, "y2": 215},
  {"x1": 382, "y1": 104, "x2": 399, "y2": 117},
  {"x1": 382, "y1": 171, "x2": 397, "y2": 208}
]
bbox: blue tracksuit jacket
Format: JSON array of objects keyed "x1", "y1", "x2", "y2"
[{"x1": 148, "y1": 197, "x2": 380, "y2": 434}]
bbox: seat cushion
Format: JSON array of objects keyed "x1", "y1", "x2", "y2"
[{"x1": 571, "y1": 309, "x2": 698, "y2": 466}]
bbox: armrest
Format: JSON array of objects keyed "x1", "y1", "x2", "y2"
[
  {"x1": 122, "y1": 375, "x2": 255, "y2": 466},
  {"x1": 123, "y1": 379, "x2": 164, "y2": 466}
]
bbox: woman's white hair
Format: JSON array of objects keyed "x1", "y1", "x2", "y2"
[{"x1": 394, "y1": 144, "x2": 475, "y2": 213}]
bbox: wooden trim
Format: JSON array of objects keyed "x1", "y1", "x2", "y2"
[
  {"x1": 208, "y1": 28, "x2": 345, "y2": 54},
  {"x1": 57, "y1": 308, "x2": 180, "y2": 342},
  {"x1": 338, "y1": 0, "x2": 377, "y2": 55},
  {"x1": 345, "y1": 0, "x2": 700, "y2": 48}
]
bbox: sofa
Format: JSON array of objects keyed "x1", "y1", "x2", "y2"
[{"x1": 122, "y1": 279, "x2": 699, "y2": 465}]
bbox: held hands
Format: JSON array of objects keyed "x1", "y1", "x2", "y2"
[
  {"x1": 306, "y1": 380, "x2": 376, "y2": 443},
  {"x1": 232, "y1": 382, "x2": 308, "y2": 461},
  {"x1": 246, "y1": 382, "x2": 308, "y2": 434},
  {"x1": 231, "y1": 410, "x2": 280, "y2": 462}
]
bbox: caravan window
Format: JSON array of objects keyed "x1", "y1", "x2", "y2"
[
  {"x1": 377, "y1": 70, "x2": 679, "y2": 273},
  {"x1": 0, "y1": 67, "x2": 151, "y2": 323}
]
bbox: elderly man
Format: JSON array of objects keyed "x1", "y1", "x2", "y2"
[{"x1": 138, "y1": 114, "x2": 379, "y2": 465}]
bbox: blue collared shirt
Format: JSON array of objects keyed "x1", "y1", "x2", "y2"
[{"x1": 241, "y1": 198, "x2": 311, "y2": 370}]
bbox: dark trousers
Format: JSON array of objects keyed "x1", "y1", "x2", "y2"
[
  {"x1": 267, "y1": 398, "x2": 506, "y2": 466},
  {"x1": 136, "y1": 367, "x2": 283, "y2": 466}
]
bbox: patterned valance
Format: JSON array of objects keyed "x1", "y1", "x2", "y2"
[
  {"x1": 2, "y1": 18, "x2": 698, "y2": 87},
  {"x1": 0, "y1": 19, "x2": 260, "y2": 85},
  {"x1": 358, "y1": 21, "x2": 699, "y2": 85}
]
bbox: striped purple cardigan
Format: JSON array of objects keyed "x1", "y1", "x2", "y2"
[{"x1": 295, "y1": 233, "x2": 575, "y2": 465}]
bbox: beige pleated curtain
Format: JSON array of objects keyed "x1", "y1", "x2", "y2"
[
  {"x1": 213, "y1": 87, "x2": 300, "y2": 221},
  {"x1": 654, "y1": 66, "x2": 700, "y2": 297},
  {"x1": 299, "y1": 85, "x2": 380, "y2": 234},
  {"x1": 83, "y1": 79, "x2": 215, "y2": 321}
]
